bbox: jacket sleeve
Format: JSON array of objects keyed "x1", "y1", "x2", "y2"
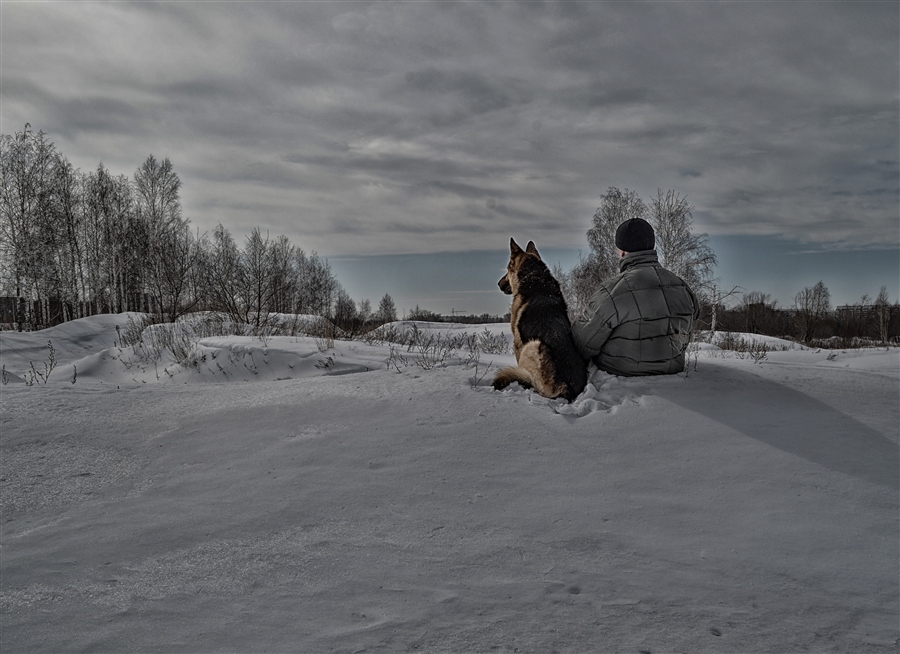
[{"x1": 571, "y1": 286, "x2": 618, "y2": 361}]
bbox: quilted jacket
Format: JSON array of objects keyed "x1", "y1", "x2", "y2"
[{"x1": 571, "y1": 250, "x2": 700, "y2": 376}]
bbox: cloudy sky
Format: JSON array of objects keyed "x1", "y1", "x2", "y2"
[{"x1": 2, "y1": 1, "x2": 897, "y2": 315}]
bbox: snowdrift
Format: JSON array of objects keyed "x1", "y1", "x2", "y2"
[{"x1": 1, "y1": 315, "x2": 897, "y2": 652}]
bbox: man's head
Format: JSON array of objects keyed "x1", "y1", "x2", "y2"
[{"x1": 615, "y1": 218, "x2": 655, "y2": 255}]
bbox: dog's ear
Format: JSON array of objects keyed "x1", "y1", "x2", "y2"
[
  {"x1": 525, "y1": 241, "x2": 541, "y2": 260},
  {"x1": 510, "y1": 238, "x2": 523, "y2": 255}
]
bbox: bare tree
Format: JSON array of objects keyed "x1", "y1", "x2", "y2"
[
  {"x1": 296, "y1": 250, "x2": 339, "y2": 318},
  {"x1": 559, "y1": 188, "x2": 650, "y2": 319},
  {"x1": 704, "y1": 283, "x2": 742, "y2": 332},
  {"x1": 0, "y1": 125, "x2": 61, "y2": 329},
  {"x1": 134, "y1": 155, "x2": 194, "y2": 321},
  {"x1": 241, "y1": 227, "x2": 278, "y2": 328},
  {"x1": 201, "y1": 224, "x2": 244, "y2": 322},
  {"x1": 133, "y1": 155, "x2": 182, "y2": 232},
  {"x1": 585, "y1": 187, "x2": 647, "y2": 281},
  {"x1": 152, "y1": 224, "x2": 202, "y2": 322},
  {"x1": 200, "y1": 229, "x2": 344, "y2": 326},
  {"x1": 358, "y1": 298, "x2": 372, "y2": 324},
  {"x1": 268, "y1": 235, "x2": 296, "y2": 314},
  {"x1": 739, "y1": 291, "x2": 779, "y2": 335},
  {"x1": 49, "y1": 158, "x2": 84, "y2": 320},
  {"x1": 408, "y1": 304, "x2": 441, "y2": 321},
  {"x1": 83, "y1": 164, "x2": 144, "y2": 315},
  {"x1": 649, "y1": 189, "x2": 717, "y2": 294},
  {"x1": 333, "y1": 288, "x2": 359, "y2": 331},
  {"x1": 873, "y1": 286, "x2": 891, "y2": 342},
  {"x1": 793, "y1": 281, "x2": 831, "y2": 342}
]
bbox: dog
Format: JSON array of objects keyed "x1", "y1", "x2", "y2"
[{"x1": 493, "y1": 238, "x2": 587, "y2": 402}]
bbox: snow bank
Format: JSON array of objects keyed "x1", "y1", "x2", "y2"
[
  {"x1": 1, "y1": 316, "x2": 897, "y2": 652},
  {"x1": 0, "y1": 315, "x2": 515, "y2": 387}
]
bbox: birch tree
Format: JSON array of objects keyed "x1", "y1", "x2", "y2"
[
  {"x1": 873, "y1": 286, "x2": 891, "y2": 342},
  {"x1": 203, "y1": 223, "x2": 244, "y2": 323},
  {"x1": 134, "y1": 155, "x2": 195, "y2": 320},
  {"x1": 50, "y1": 159, "x2": 85, "y2": 318},
  {"x1": 0, "y1": 125, "x2": 61, "y2": 329},
  {"x1": 296, "y1": 250, "x2": 339, "y2": 318},
  {"x1": 586, "y1": 187, "x2": 647, "y2": 281},
  {"x1": 241, "y1": 227, "x2": 277, "y2": 328},
  {"x1": 562, "y1": 188, "x2": 649, "y2": 318},
  {"x1": 268, "y1": 234, "x2": 296, "y2": 314},
  {"x1": 649, "y1": 189, "x2": 717, "y2": 294}
]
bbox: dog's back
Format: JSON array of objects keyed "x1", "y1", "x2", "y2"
[{"x1": 494, "y1": 239, "x2": 587, "y2": 402}]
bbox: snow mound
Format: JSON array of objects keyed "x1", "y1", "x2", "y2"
[
  {"x1": 0, "y1": 315, "x2": 516, "y2": 387},
  {"x1": 555, "y1": 367, "x2": 654, "y2": 417},
  {"x1": 1, "y1": 315, "x2": 898, "y2": 652}
]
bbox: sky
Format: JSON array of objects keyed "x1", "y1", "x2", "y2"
[{"x1": 2, "y1": 1, "x2": 898, "y2": 316}]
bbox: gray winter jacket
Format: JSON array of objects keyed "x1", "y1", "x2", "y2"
[{"x1": 571, "y1": 250, "x2": 700, "y2": 376}]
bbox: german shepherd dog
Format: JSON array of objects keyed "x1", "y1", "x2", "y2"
[{"x1": 494, "y1": 238, "x2": 587, "y2": 402}]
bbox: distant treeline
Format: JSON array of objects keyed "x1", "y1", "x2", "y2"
[
  {"x1": 0, "y1": 125, "x2": 398, "y2": 332},
  {"x1": 704, "y1": 286, "x2": 900, "y2": 345},
  {"x1": 2, "y1": 126, "x2": 897, "y2": 345}
]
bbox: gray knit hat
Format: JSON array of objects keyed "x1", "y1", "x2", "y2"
[{"x1": 615, "y1": 218, "x2": 655, "y2": 252}]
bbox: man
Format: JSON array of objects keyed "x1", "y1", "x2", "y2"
[{"x1": 571, "y1": 218, "x2": 700, "y2": 376}]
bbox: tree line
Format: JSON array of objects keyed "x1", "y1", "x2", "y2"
[
  {"x1": 713, "y1": 283, "x2": 899, "y2": 344},
  {"x1": 0, "y1": 125, "x2": 398, "y2": 332},
  {"x1": 2, "y1": 126, "x2": 896, "y2": 344}
]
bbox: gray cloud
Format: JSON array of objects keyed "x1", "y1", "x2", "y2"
[
  {"x1": 403, "y1": 68, "x2": 534, "y2": 116},
  {"x1": 1, "y1": 1, "x2": 896, "y2": 257}
]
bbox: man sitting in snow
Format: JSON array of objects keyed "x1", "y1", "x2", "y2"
[{"x1": 571, "y1": 218, "x2": 700, "y2": 376}]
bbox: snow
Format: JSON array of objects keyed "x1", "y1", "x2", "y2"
[{"x1": 1, "y1": 315, "x2": 898, "y2": 653}]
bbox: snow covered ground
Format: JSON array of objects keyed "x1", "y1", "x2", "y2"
[{"x1": 1, "y1": 315, "x2": 897, "y2": 653}]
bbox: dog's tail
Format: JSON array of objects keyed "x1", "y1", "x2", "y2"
[{"x1": 492, "y1": 366, "x2": 534, "y2": 392}]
